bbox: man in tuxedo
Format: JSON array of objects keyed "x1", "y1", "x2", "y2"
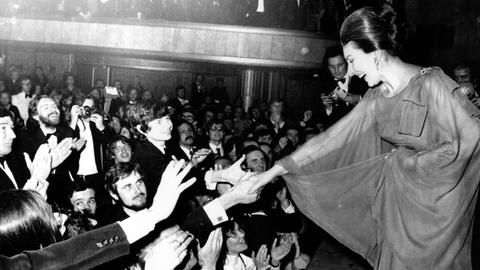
[
  {"x1": 0, "y1": 107, "x2": 71, "y2": 198},
  {"x1": 21, "y1": 95, "x2": 79, "y2": 207},
  {"x1": 324, "y1": 45, "x2": 369, "y2": 108},
  {"x1": 201, "y1": 119, "x2": 227, "y2": 159},
  {"x1": 318, "y1": 45, "x2": 369, "y2": 128},
  {"x1": 11, "y1": 76, "x2": 33, "y2": 125},
  {"x1": 169, "y1": 85, "x2": 190, "y2": 113}
]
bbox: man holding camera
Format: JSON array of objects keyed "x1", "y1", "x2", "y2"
[{"x1": 70, "y1": 95, "x2": 114, "y2": 205}]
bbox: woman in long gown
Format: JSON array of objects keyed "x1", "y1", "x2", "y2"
[{"x1": 252, "y1": 5, "x2": 480, "y2": 270}]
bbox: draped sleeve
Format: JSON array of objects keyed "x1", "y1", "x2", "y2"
[
  {"x1": 276, "y1": 67, "x2": 480, "y2": 270},
  {"x1": 275, "y1": 91, "x2": 387, "y2": 263}
]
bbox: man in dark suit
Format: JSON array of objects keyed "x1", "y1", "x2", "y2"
[
  {"x1": 324, "y1": 45, "x2": 369, "y2": 109},
  {"x1": 0, "y1": 107, "x2": 71, "y2": 197},
  {"x1": 20, "y1": 95, "x2": 80, "y2": 207},
  {"x1": 197, "y1": 119, "x2": 228, "y2": 173},
  {"x1": 0, "y1": 158, "x2": 261, "y2": 270},
  {"x1": 0, "y1": 112, "x2": 29, "y2": 191},
  {"x1": 132, "y1": 105, "x2": 173, "y2": 200},
  {"x1": 169, "y1": 85, "x2": 190, "y2": 113},
  {"x1": 190, "y1": 74, "x2": 207, "y2": 109},
  {"x1": 318, "y1": 45, "x2": 370, "y2": 128}
]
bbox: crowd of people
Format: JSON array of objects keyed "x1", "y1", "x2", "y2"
[
  {"x1": 0, "y1": 36, "x2": 479, "y2": 269},
  {"x1": 1, "y1": 2, "x2": 480, "y2": 269},
  {"x1": 0, "y1": 50, "x2": 345, "y2": 268}
]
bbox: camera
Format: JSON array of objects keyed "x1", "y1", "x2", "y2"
[{"x1": 80, "y1": 106, "x2": 96, "y2": 118}]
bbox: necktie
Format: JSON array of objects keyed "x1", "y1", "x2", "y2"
[
  {"x1": 216, "y1": 147, "x2": 221, "y2": 156},
  {"x1": 189, "y1": 148, "x2": 194, "y2": 160}
]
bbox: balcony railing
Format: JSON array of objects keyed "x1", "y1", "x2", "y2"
[{"x1": 0, "y1": 16, "x2": 337, "y2": 68}]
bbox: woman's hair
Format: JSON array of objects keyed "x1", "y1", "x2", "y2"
[
  {"x1": 0, "y1": 190, "x2": 58, "y2": 256},
  {"x1": 340, "y1": 4, "x2": 406, "y2": 56},
  {"x1": 216, "y1": 219, "x2": 246, "y2": 270}
]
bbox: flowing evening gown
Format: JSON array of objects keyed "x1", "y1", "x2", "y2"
[{"x1": 277, "y1": 67, "x2": 480, "y2": 270}]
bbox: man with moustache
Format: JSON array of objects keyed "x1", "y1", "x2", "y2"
[
  {"x1": 104, "y1": 162, "x2": 149, "y2": 223},
  {"x1": 101, "y1": 162, "x2": 153, "y2": 268},
  {"x1": 169, "y1": 120, "x2": 210, "y2": 165},
  {"x1": 169, "y1": 120, "x2": 211, "y2": 210},
  {"x1": 21, "y1": 95, "x2": 81, "y2": 207}
]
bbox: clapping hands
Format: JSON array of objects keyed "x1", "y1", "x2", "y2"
[
  {"x1": 198, "y1": 228, "x2": 222, "y2": 270},
  {"x1": 23, "y1": 137, "x2": 75, "y2": 199}
]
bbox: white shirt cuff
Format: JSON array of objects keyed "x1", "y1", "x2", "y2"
[
  {"x1": 204, "y1": 170, "x2": 217, "y2": 190},
  {"x1": 118, "y1": 209, "x2": 156, "y2": 244},
  {"x1": 281, "y1": 200, "x2": 296, "y2": 214},
  {"x1": 203, "y1": 198, "x2": 228, "y2": 226}
]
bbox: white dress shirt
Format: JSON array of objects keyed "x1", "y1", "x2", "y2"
[{"x1": 11, "y1": 92, "x2": 32, "y2": 124}]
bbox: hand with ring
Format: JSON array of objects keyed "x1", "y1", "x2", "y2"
[{"x1": 141, "y1": 226, "x2": 194, "y2": 270}]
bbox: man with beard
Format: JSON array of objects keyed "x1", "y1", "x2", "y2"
[
  {"x1": 101, "y1": 162, "x2": 153, "y2": 269},
  {"x1": 21, "y1": 95, "x2": 82, "y2": 207}
]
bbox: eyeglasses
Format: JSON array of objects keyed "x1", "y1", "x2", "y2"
[{"x1": 210, "y1": 127, "x2": 224, "y2": 132}]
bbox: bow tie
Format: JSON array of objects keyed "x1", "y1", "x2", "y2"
[
  {"x1": 335, "y1": 78, "x2": 346, "y2": 84},
  {"x1": 45, "y1": 133, "x2": 56, "y2": 140}
]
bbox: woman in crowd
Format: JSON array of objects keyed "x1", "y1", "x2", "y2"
[
  {"x1": 251, "y1": 4, "x2": 480, "y2": 270},
  {"x1": 217, "y1": 219, "x2": 293, "y2": 270}
]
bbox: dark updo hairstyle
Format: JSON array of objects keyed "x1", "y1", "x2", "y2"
[{"x1": 340, "y1": 4, "x2": 406, "y2": 56}]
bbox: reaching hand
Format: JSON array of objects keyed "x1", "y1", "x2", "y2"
[
  {"x1": 50, "y1": 137, "x2": 74, "y2": 169},
  {"x1": 270, "y1": 234, "x2": 294, "y2": 265},
  {"x1": 248, "y1": 165, "x2": 287, "y2": 195},
  {"x1": 252, "y1": 245, "x2": 270, "y2": 270},
  {"x1": 218, "y1": 154, "x2": 247, "y2": 185},
  {"x1": 191, "y1": 148, "x2": 211, "y2": 167},
  {"x1": 276, "y1": 186, "x2": 290, "y2": 209},
  {"x1": 218, "y1": 171, "x2": 259, "y2": 210},
  {"x1": 149, "y1": 159, "x2": 196, "y2": 223},
  {"x1": 198, "y1": 228, "x2": 223, "y2": 270},
  {"x1": 142, "y1": 226, "x2": 194, "y2": 270}
]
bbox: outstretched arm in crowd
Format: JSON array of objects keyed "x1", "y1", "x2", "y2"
[{"x1": 0, "y1": 159, "x2": 195, "y2": 270}]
